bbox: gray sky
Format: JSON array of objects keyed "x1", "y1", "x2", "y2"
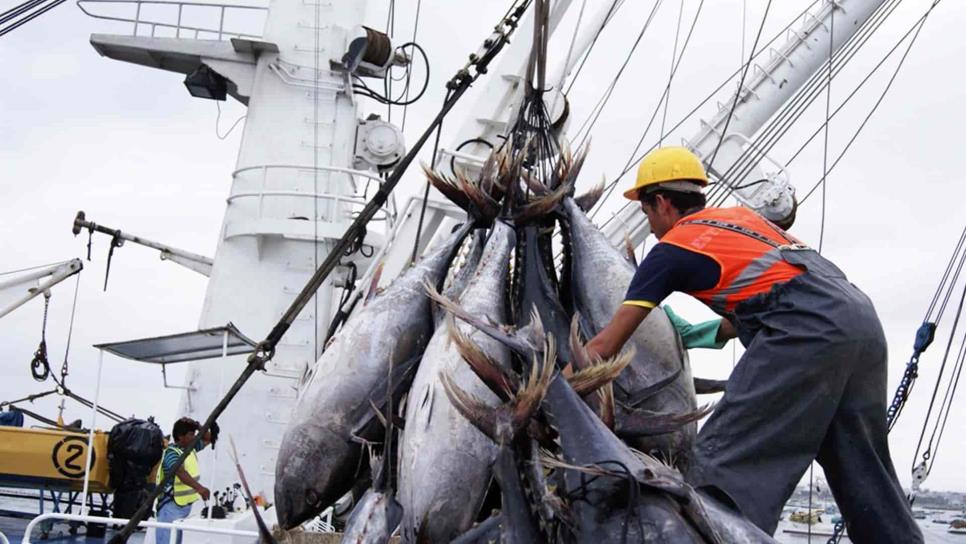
[{"x1": 2, "y1": 0, "x2": 966, "y2": 493}]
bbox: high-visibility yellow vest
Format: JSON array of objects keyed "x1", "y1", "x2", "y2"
[{"x1": 157, "y1": 446, "x2": 201, "y2": 507}]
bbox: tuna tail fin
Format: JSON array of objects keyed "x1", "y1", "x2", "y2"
[
  {"x1": 442, "y1": 337, "x2": 555, "y2": 445},
  {"x1": 566, "y1": 348, "x2": 634, "y2": 396},
  {"x1": 447, "y1": 315, "x2": 519, "y2": 402},
  {"x1": 514, "y1": 179, "x2": 573, "y2": 223},
  {"x1": 573, "y1": 177, "x2": 605, "y2": 213},
  {"x1": 615, "y1": 403, "x2": 715, "y2": 438},
  {"x1": 422, "y1": 163, "x2": 500, "y2": 221}
]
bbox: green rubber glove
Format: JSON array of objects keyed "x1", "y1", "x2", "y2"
[{"x1": 663, "y1": 305, "x2": 728, "y2": 350}]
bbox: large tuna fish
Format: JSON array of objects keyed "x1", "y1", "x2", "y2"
[
  {"x1": 560, "y1": 193, "x2": 698, "y2": 465},
  {"x1": 397, "y1": 221, "x2": 515, "y2": 542},
  {"x1": 274, "y1": 221, "x2": 473, "y2": 529}
]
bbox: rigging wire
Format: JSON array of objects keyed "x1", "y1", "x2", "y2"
[
  {"x1": 705, "y1": 0, "x2": 908, "y2": 209},
  {"x1": 215, "y1": 101, "x2": 246, "y2": 140},
  {"x1": 571, "y1": 0, "x2": 665, "y2": 150},
  {"x1": 0, "y1": 0, "x2": 65, "y2": 37},
  {"x1": 551, "y1": 0, "x2": 587, "y2": 113},
  {"x1": 701, "y1": 0, "x2": 903, "y2": 208},
  {"x1": 658, "y1": 0, "x2": 685, "y2": 146},
  {"x1": 595, "y1": 0, "x2": 822, "y2": 225},
  {"x1": 783, "y1": 4, "x2": 934, "y2": 173},
  {"x1": 0, "y1": 259, "x2": 72, "y2": 276},
  {"x1": 563, "y1": 0, "x2": 625, "y2": 96},
  {"x1": 704, "y1": 0, "x2": 772, "y2": 177},
  {"x1": 818, "y1": 4, "x2": 834, "y2": 253},
  {"x1": 400, "y1": 0, "x2": 423, "y2": 132},
  {"x1": 800, "y1": 2, "x2": 938, "y2": 205},
  {"x1": 589, "y1": 0, "x2": 705, "y2": 221}
]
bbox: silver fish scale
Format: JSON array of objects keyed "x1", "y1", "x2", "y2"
[{"x1": 398, "y1": 221, "x2": 515, "y2": 543}]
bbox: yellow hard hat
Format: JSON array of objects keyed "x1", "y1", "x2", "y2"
[{"x1": 623, "y1": 146, "x2": 709, "y2": 200}]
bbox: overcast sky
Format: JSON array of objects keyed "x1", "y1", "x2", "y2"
[{"x1": 3, "y1": 0, "x2": 966, "y2": 494}]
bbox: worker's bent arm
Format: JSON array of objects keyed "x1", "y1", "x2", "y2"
[
  {"x1": 717, "y1": 318, "x2": 738, "y2": 343},
  {"x1": 585, "y1": 305, "x2": 651, "y2": 361},
  {"x1": 175, "y1": 467, "x2": 205, "y2": 493}
]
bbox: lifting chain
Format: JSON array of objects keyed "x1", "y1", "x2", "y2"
[{"x1": 30, "y1": 292, "x2": 51, "y2": 382}]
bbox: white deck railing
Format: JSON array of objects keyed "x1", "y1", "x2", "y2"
[
  {"x1": 76, "y1": 0, "x2": 267, "y2": 40},
  {"x1": 23, "y1": 513, "x2": 258, "y2": 544}
]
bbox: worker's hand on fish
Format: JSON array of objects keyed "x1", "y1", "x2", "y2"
[{"x1": 663, "y1": 305, "x2": 736, "y2": 349}]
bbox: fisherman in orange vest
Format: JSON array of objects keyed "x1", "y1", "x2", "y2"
[{"x1": 585, "y1": 147, "x2": 922, "y2": 543}]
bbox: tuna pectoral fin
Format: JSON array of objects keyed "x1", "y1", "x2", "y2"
[
  {"x1": 616, "y1": 366, "x2": 683, "y2": 408},
  {"x1": 349, "y1": 355, "x2": 421, "y2": 439},
  {"x1": 514, "y1": 180, "x2": 572, "y2": 222},
  {"x1": 615, "y1": 404, "x2": 714, "y2": 438},
  {"x1": 424, "y1": 281, "x2": 534, "y2": 356},
  {"x1": 693, "y1": 377, "x2": 728, "y2": 395}
]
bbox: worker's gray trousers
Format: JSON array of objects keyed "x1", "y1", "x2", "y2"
[{"x1": 685, "y1": 249, "x2": 923, "y2": 543}]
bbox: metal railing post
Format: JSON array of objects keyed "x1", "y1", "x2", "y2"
[
  {"x1": 133, "y1": 1, "x2": 141, "y2": 36},
  {"x1": 218, "y1": 6, "x2": 225, "y2": 40},
  {"x1": 175, "y1": 4, "x2": 182, "y2": 37},
  {"x1": 79, "y1": 349, "x2": 105, "y2": 515}
]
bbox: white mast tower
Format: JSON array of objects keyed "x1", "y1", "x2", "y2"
[{"x1": 87, "y1": 1, "x2": 388, "y2": 499}]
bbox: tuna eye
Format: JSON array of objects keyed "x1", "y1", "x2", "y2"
[{"x1": 305, "y1": 489, "x2": 320, "y2": 506}]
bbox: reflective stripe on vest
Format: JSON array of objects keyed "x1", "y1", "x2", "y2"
[
  {"x1": 660, "y1": 207, "x2": 806, "y2": 313},
  {"x1": 157, "y1": 446, "x2": 201, "y2": 507}
]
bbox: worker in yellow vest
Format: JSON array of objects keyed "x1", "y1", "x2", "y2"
[
  {"x1": 586, "y1": 147, "x2": 922, "y2": 543},
  {"x1": 155, "y1": 417, "x2": 213, "y2": 544}
]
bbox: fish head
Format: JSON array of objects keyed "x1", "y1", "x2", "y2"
[{"x1": 274, "y1": 421, "x2": 356, "y2": 529}]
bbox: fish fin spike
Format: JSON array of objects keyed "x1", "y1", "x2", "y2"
[
  {"x1": 528, "y1": 305, "x2": 546, "y2": 345},
  {"x1": 623, "y1": 232, "x2": 638, "y2": 267},
  {"x1": 597, "y1": 383, "x2": 616, "y2": 430},
  {"x1": 511, "y1": 336, "x2": 555, "y2": 433},
  {"x1": 574, "y1": 176, "x2": 606, "y2": 212},
  {"x1": 568, "y1": 313, "x2": 592, "y2": 370},
  {"x1": 447, "y1": 316, "x2": 517, "y2": 401},
  {"x1": 364, "y1": 260, "x2": 385, "y2": 304},
  {"x1": 440, "y1": 372, "x2": 498, "y2": 440}
]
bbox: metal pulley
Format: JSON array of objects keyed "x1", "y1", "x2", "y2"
[{"x1": 340, "y1": 26, "x2": 410, "y2": 78}]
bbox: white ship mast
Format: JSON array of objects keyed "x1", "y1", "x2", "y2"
[{"x1": 87, "y1": 1, "x2": 384, "y2": 498}]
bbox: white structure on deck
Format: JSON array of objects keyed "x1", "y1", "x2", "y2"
[{"x1": 86, "y1": 0, "x2": 383, "y2": 501}]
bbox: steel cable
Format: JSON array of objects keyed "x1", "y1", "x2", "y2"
[{"x1": 705, "y1": 0, "x2": 906, "y2": 208}]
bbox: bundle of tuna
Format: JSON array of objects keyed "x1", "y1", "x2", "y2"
[{"x1": 273, "y1": 144, "x2": 775, "y2": 543}]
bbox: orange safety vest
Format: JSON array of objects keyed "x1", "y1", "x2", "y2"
[{"x1": 661, "y1": 207, "x2": 807, "y2": 314}]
